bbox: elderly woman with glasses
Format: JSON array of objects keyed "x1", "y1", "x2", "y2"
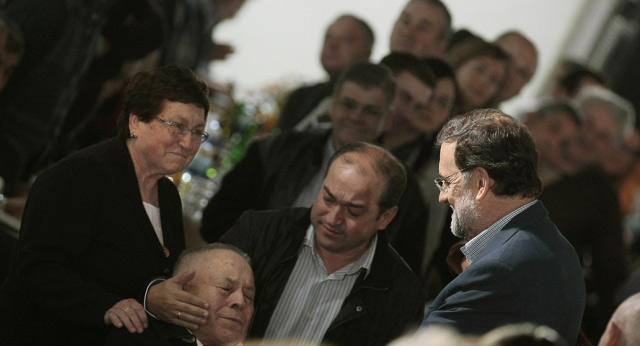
[{"x1": 0, "y1": 65, "x2": 212, "y2": 345}]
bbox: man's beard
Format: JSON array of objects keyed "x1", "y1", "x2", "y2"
[{"x1": 450, "y1": 187, "x2": 480, "y2": 239}]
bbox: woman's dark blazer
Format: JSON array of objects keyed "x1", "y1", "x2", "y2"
[{"x1": 0, "y1": 138, "x2": 186, "y2": 345}]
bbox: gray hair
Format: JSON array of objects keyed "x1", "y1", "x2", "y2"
[
  {"x1": 576, "y1": 86, "x2": 636, "y2": 141},
  {"x1": 174, "y1": 243, "x2": 251, "y2": 274}
]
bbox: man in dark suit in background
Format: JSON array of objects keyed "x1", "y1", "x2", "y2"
[
  {"x1": 276, "y1": 14, "x2": 374, "y2": 131},
  {"x1": 421, "y1": 108, "x2": 585, "y2": 345}
]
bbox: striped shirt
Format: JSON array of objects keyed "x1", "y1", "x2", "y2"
[
  {"x1": 461, "y1": 200, "x2": 537, "y2": 264},
  {"x1": 263, "y1": 225, "x2": 377, "y2": 344}
]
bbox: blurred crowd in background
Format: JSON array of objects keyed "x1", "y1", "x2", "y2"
[{"x1": 2, "y1": 0, "x2": 640, "y2": 345}]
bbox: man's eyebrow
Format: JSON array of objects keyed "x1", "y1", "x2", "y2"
[
  {"x1": 345, "y1": 201, "x2": 366, "y2": 209},
  {"x1": 322, "y1": 185, "x2": 335, "y2": 199},
  {"x1": 224, "y1": 277, "x2": 236, "y2": 283},
  {"x1": 322, "y1": 186, "x2": 366, "y2": 210},
  {"x1": 223, "y1": 276, "x2": 255, "y2": 292}
]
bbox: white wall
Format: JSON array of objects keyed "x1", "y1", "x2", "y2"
[{"x1": 210, "y1": 0, "x2": 588, "y2": 115}]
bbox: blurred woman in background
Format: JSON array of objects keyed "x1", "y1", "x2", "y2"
[{"x1": 447, "y1": 38, "x2": 509, "y2": 113}]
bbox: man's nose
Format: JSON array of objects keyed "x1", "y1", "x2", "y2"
[
  {"x1": 438, "y1": 190, "x2": 449, "y2": 204},
  {"x1": 325, "y1": 205, "x2": 344, "y2": 225},
  {"x1": 407, "y1": 25, "x2": 423, "y2": 41},
  {"x1": 347, "y1": 107, "x2": 367, "y2": 122},
  {"x1": 230, "y1": 289, "x2": 246, "y2": 309}
]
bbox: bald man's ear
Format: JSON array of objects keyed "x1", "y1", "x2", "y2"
[
  {"x1": 599, "y1": 322, "x2": 621, "y2": 346},
  {"x1": 377, "y1": 206, "x2": 398, "y2": 231}
]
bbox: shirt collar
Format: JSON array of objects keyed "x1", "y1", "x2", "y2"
[
  {"x1": 461, "y1": 200, "x2": 537, "y2": 263},
  {"x1": 305, "y1": 224, "x2": 377, "y2": 277}
]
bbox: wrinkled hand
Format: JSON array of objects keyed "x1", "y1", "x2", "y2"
[
  {"x1": 146, "y1": 270, "x2": 210, "y2": 330},
  {"x1": 104, "y1": 298, "x2": 147, "y2": 333}
]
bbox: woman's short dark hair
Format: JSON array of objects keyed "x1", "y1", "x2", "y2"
[
  {"x1": 424, "y1": 57, "x2": 456, "y2": 81},
  {"x1": 174, "y1": 243, "x2": 251, "y2": 275},
  {"x1": 436, "y1": 108, "x2": 542, "y2": 198},
  {"x1": 116, "y1": 65, "x2": 209, "y2": 139}
]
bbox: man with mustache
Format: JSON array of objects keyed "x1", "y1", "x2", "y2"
[
  {"x1": 421, "y1": 109, "x2": 585, "y2": 345},
  {"x1": 218, "y1": 142, "x2": 424, "y2": 346}
]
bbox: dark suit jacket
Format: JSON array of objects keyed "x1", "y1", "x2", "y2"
[
  {"x1": 0, "y1": 138, "x2": 185, "y2": 345},
  {"x1": 422, "y1": 201, "x2": 586, "y2": 345},
  {"x1": 275, "y1": 78, "x2": 336, "y2": 131},
  {"x1": 201, "y1": 129, "x2": 330, "y2": 241}
]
